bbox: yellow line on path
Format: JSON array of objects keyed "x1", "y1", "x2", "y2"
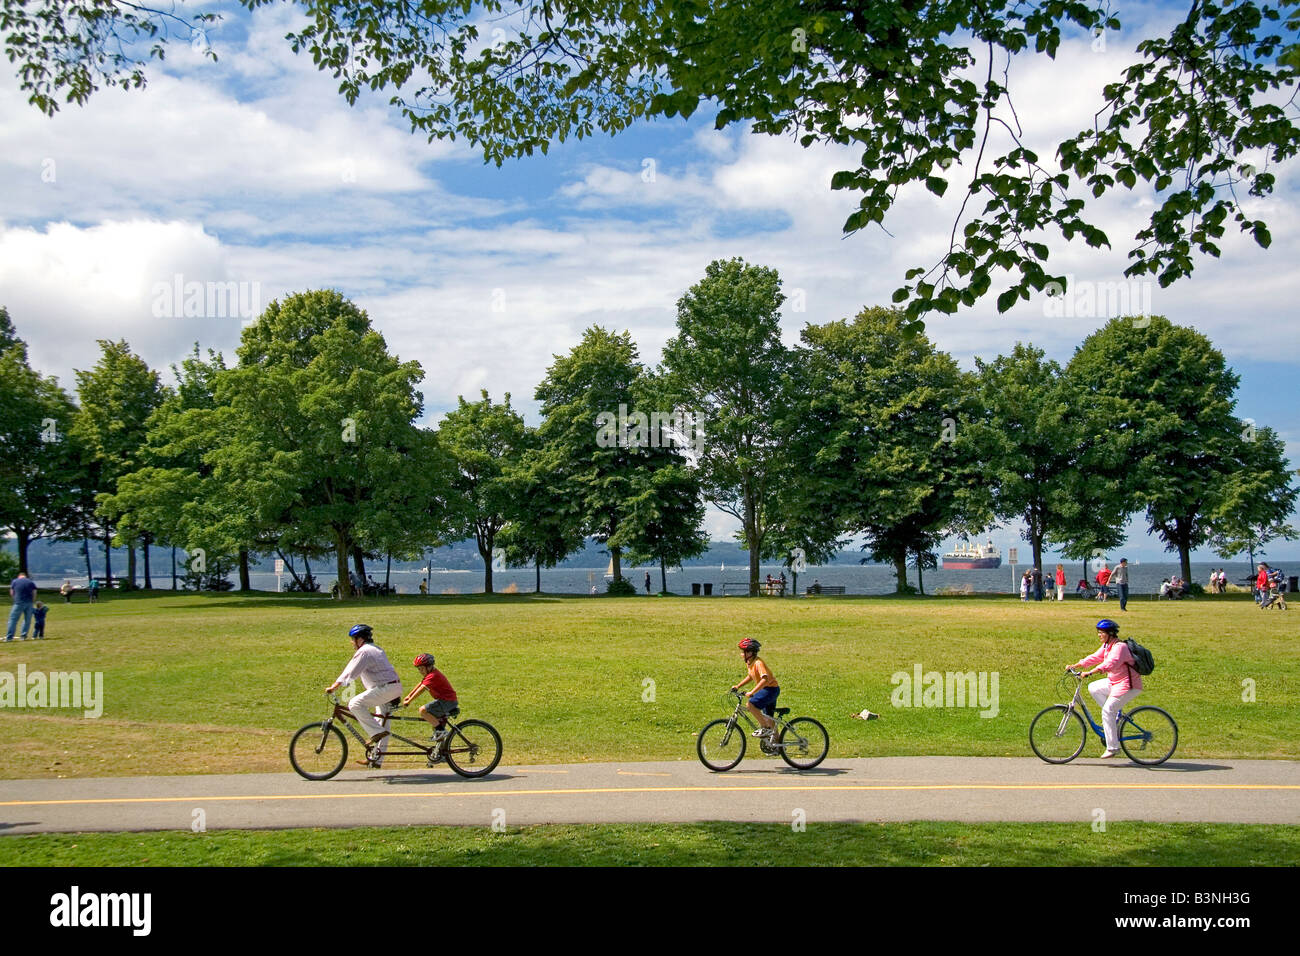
[{"x1": 3, "y1": 782, "x2": 1298, "y2": 809}]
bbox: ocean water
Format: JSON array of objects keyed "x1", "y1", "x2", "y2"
[{"x1": 55, "y1": 561, "x2": 1256, "y2": 597}]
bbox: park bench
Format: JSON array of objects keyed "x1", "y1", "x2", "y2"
[{"x1": 805, "y1": 585, "x2": 846, "y2": 595}]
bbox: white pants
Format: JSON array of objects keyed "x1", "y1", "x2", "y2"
[
  {"x1": 1089, "y1": 678, "x2": 1141, "y2": 752},
  {"x1": 1056, "y1": 585, "x2": 1064, "y2": 601},
  {"x1": 349, "y1": 682, "x2": 402, "y2": 760}
]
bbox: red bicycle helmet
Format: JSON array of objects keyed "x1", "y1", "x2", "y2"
[
  {"x1": 413, "y1": 653, "x2": 435, "y2": 668},
  {"x1": 737, "y1": 639, "x2": 761, "y2": 652}
]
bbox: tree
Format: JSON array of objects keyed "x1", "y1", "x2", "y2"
[
  {"x1": 535, "y1": 326, "x2": 675, "y2": 586},
  {"x1": 791, "y1": 307, "x2": 984, "y2": 592},
  {"x1": 11, "y1": 3, "x2": 1299, "y2": 323},
  {"x1": 0, "y1": 326, "x2": 85, "y2": 573},
  {"x1": 496, "y1": 443, "x2": 585, "y2": 593},
  {"x1": 1064, "y1": 315, "x2": 1286, "y2": 584},
  {"x1": 438, "y1": 390, "x2": 531, "y2": 594},
  {"x1": 661, "y1": 258, "x2": 789, "y2": 596},
  {"x1": 969, "y1": 343, "x2": 1129, "y2": 576},
  {"x1": 99, "y1": 347, "x2": 232, "y2": 590},
  {"x1": 211, "y1": 290, "x2": 428, "y2": 599},
  {"x1": 70, "y1": 340, "x2": 164, "y2": 588},
  {"x1": 621, "y1": 462, "x2": 710, "y2": 594},
  {"x1": 1208, "y1": 424, "x2": 1298, "y2": 575}
]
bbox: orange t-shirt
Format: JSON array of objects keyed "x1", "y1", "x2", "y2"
[{"x1": 748, "y1": 657, "x2": 778, "y2": 689}]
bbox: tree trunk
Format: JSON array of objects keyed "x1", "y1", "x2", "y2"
[
  {"x1": 143, "y1": 535, "x2": 153, "y2": 589},
  {"x1": 384, "y1": 552, "x2": 391, "y2": 589},
  {"x1": 893, "y1": 551, "x2": 908, "y2": 592},
  {"x1": 535, "y1": 557, "x2": 542, "y2": 593},
  {"x1": 916, "y1": 550, "x2": 925, "y2": 596},
  {"x1": 101, "y1": 528, "x2": 112, "y2": 586},
  {"x1": 611, "y1": 545, "x2": 622, "y2": 584},
  {"x1": 351, "y1": 546, "x2": 366, "y2": 580},
  {"x1": 15, "y1": 529, "x2": 29, "y2": 575},
  {"x1": 303, "y1": 553, "x2": 314, "y2": 586},
  {"x1": 334, "y1": 534, "x2": 352, "y2": 599},
  {"x1": 238, "y1": 549, "x2": 251, "y2": 591},
  {"x1": 82, "y1": 535, "x2": 94, "y2": 583},
  {"x1": 660, "y1": 556, "x2": 667, "y2": 594},
  {"x1": 479, "y1": 535, "x2": 494, "y2": 594},
  {"x1": 171, "y1": 545, "x2": 177, "y2": 590},
  {"x1": 127, "y1": 544, "x2": 137, "y2": 590},
  {"x1": 791, "y1": 569, "x2": 798, "y2": 597},
  {"x1": 424, "y1": 550, "x2": 431, "y2": 594}
]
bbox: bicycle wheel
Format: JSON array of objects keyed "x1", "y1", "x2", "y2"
[
  {"x1": 697, "y1": 718, "x2": 747, "y2": 771},
  {"x1": 1029, "y1": 705, "x2": 1087, "y2": 764},
  {"x1": 289, "y1": 721, "x2": 347, "y2": 780},
  {"x1": 1120, "y1": 707, "x2": 1178, "y2": 766},
  {"x1": 443, "y1": 719, "x2": 503, "y2": 778},
  {"x1": 777, "y1": 717, "x2": 829, "y2": 770}
]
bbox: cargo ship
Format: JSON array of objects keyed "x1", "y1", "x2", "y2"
[{"x1": 942, "y1": 539, "x2": 1002, "y2": 570}]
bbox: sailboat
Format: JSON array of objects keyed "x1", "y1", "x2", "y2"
[
  {"x1": 604, "y1": 557, "x2": 614, "y2": 579},
  {"x1": 720, "y1": 560, "x2": 726, "y2": 572}
]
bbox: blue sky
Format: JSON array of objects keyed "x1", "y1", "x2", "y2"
[{"x1": 0, "y1": 1, "x2": 1296, "y2": 561}]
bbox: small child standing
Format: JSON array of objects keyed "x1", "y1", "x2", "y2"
[
  {"x1": 402, "y1": 653, "x2": 459, "y2": 741},
  {"x1": 33, "y1": 602, "x2": 48, "y2": 639}
]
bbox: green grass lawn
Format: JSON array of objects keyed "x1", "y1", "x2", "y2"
[
  {"x1": 4, "y1": 821, "x2": 1297, "y2": 866},
  {"x1": 2, "y1": 590, "x2": 1296, "y2": 778}
]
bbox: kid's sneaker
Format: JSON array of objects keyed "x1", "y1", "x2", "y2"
[{"x1": 751, "y1": 727, "x2": 772, "y2": 738}]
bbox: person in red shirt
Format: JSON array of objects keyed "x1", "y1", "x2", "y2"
[
  {"x1": 403, "y1": 653, "x2": 459, "y2": 741},
  {"x1": 1256, "y1": 563, "x2": 1270, "y2": 605},
  {"x1": 1095, "y1": 564, "x2": 1112, "y2": 601}
]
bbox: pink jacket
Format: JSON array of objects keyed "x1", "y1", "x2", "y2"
[{"x1": 1074, "y1": 640, "x2": 1143, "y2": 695}]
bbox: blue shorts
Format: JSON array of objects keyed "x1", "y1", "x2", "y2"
[{"x1": 749, "y1": 687, "x2": 780, "y2": 716}]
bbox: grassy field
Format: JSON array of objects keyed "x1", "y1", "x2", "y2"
[
  {"x1": 2, "y1": 589, "x2": 1295, "y2": 779},
  {"x1": 3, "y1": 821, "x2": 1298, "y2": 866}
]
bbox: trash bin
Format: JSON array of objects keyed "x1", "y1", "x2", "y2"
[
  {"x1": 703, "y1": 583, "x2": 713, "y2": 596},
  {"x1": 691, "y1": 582, "x2": 701, "y2": 596}
]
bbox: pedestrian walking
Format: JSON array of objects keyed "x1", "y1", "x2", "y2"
[
  {"x1": 644, "y1": 571, "x2": 651, "y2": 595},
  {"x1": 1112, "y1": 558, "x2": 1130, "y2": 611},
  {"x1": 1055, "y1": 564, "x2": 1066, "y2": 601},
  {"x1": 6, "y1": 572, "x2": 38, "y2": 641},
  {"x1": 60, "y1": 579, "x2": 73, "y2": 603}
]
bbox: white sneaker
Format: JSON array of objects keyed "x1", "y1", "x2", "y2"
[
  {"x1": 751, "y1": 727, "x2": 772, "y2": 738},
  {"x1": 1099, "y1": 750, "x2": 1121, "y2": 759}
]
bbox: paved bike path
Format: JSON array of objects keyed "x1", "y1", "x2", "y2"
[{"x1": 2, "y1": 757, "x2": 1298, "y2": 834}]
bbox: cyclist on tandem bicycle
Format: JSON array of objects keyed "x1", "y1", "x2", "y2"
[{"x1": 324, "y1": 624, "x2": 402, "y2": 768}]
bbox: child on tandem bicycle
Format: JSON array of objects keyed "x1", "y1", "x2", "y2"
[
  {"x1": 732, "y1": 638, "x2": 780, "y2": 740},
  {"x1": 402, "y1": 653, "x2": 458, "y2": 745}
]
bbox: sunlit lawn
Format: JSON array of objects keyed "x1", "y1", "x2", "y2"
[{"x1": 1, "y1": 589, "x2": 1294, "y2": 778}]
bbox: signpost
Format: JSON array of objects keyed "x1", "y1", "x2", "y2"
[
  {"x1": 1008, "y1": 547, "x2": 1018, "y2": 594},
  {"x1": 274, "y1": 558, "x2": 284, "y2": 593}
]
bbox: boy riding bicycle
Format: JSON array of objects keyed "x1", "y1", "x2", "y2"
[
  {"x1": 402, "y1": 652, "x2": 459, "y2": 742},
  {"x1": 732, "y1": 638, "x2": 780, "y2": 738}
]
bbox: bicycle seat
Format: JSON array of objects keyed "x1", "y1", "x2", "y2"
[
  {"x1": 446, "y1": 706, "x2": 460, "y2": 718},
  {"x1": 774, "y1": 707, "x2": 791, "y2": 717}
]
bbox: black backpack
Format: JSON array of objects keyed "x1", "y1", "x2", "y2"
[{"x1": 1125, "y1": 639, "x2": 1155, "y2": 676}]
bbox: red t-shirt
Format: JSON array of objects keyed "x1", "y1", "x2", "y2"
[
  {"x1": 420, "y1": 669, "x2": 457, "y2": 701},
  {"x1": 1096, "y1": 568, "x2": 1112, "y2": 585},
  {"x1": 1257, "y1": 569, "x2": 1270, "y2": 589}
]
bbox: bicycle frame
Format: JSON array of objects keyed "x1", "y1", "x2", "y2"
[
  {"x1": 719, "y1": 691, "x2": 802, "y2": 750},
  {"x1": 1058, "y1": 676, "x2": 1151, "y2": 746},
  {"x1": 325, "y1": 695, "x2": 458, "y2": 763}
]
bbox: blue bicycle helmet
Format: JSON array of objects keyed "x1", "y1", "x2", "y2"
[
  {"x1": 348, "y1": 624, "x2": 373, "y2": 642},
  {"x1": 1096, "y1": 619, "x2": 1119, "y2": 633}
]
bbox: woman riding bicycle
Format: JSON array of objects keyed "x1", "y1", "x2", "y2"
[{"x1": 1067, "y1": 619, "x2": 1142, "y2": 759}]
